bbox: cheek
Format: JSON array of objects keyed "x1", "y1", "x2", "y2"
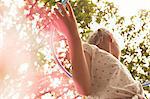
[
  {"x1": 98, "y1": 41, "x2": 110, "y2": 50},
  {"x1": 111, "y1": 43, "x2": 121, "y2": 56}
]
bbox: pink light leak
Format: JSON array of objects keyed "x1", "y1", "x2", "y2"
[{"x1": 0, "y1": 0, "x2": 81, "y2": 98}]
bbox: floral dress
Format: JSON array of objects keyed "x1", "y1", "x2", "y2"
[{"x1": 82, "y1": 42, "x2": 144, "y2": 99}]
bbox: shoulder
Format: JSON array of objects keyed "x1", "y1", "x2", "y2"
[
  {"x1": 82, "y1": 42, "x2": 99, "y2": 53},
  {"x1": 82, "y1": 42, "x2": 92, "y2": 60},
  {"x1": 82, "y1": 42, "x2": 93, "y2": 55}
]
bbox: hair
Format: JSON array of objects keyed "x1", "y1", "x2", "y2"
[
  {"x1": 87, "y1": 28, "x2": 122, "y2": 59},
  {"x1": 88, "y1": 28, "x2": 111, "y2": 45}
]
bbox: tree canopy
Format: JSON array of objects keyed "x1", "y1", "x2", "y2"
[
  {"x1": 40, "y1": 0, "x2": 149, "y2": 92},
  {"x1": 0, "y1": 0, "x2": 149, "y2": 98}
]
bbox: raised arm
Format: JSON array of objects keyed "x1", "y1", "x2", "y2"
[{"x1": 51, "y1": 2, "x2": 91, "y2": 95}]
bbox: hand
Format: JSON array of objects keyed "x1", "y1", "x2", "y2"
[
  {"x1": 51, "y1": 2, "x2": 80, "y2": 40},
  {"x1": 51, "y1": 2, "x2": 91, "y2": 95}
]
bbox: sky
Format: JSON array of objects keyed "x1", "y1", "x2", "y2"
[
  {"x1": 0, "y1": 0, "x2": 149, "y2": 98},
  {"x1": 110, "y1": 0, "x2": 150, "y2": 16},
  {"x1": 93, "y1": 0, "x2": 150, "y2": 16},
  {"x1": 90, "y1": 0, "x2": 150, "y2": 50}
]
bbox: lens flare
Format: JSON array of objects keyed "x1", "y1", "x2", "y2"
[{"x1": 0, "y1": 0, "x2": 81, "y2": 98}]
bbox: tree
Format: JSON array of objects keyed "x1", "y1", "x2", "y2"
[
  {"x1": 40, "y1": 0, "x2": 150, "y2": 93},
  {"x1": 0, "y1": 0, "x2": 149, "y2": 98}
]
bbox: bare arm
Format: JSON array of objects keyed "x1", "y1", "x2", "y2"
[
  {"x1": 51, "y1": 2, "x2": 91, "y2": 95},
  {"x1": 68, "y1": 37, "x2": 91, "y2": 95}
]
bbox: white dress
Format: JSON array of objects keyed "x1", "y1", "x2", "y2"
[{"x1": 82, "y1": 42, "x2": 144, "y2": 99}]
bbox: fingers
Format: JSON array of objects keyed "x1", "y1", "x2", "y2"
[
  {"x1": 66, "y1": 1, "x2": 74, "y2": 17},
  {"x1": 57, "y1": 2, "x2": 67, "y2": 16},
  {"x1": 50, "y1": 13, "x2": 59, "y2": 28},
  {"x1": 54, "y1": 8, "x2": 63, "y2": 19},
  {"x1": 51, "y1": 13, "x2": 58, "y2": 22},
  {"x1": 53, "y1": 1, "x2": 74, "y2": 18}
]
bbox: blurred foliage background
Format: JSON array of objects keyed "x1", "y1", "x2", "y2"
[
  {"x1": 40, "y1": 0, "x2": 150, "y2": 92},
  {"x1": 0, "y1": 0, "x2": 149, "y2": 98}
]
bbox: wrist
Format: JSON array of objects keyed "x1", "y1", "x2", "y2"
[
  {"x1": 68, "y1": 36, "x2": 81, "y2": 45},
  {"x1": 67, "y1": 36, "x2": 82, "y2": 47},
  {"x1": 66, "y1": 31, "x2": 81, "y2": 41}
]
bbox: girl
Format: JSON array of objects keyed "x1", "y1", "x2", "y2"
[
  {"x1": 51, "y1": 1, "x2": 144, "y2": 99},
  {"x1": 88, "y1": 28, "x2": 121, "y2": 60}
]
